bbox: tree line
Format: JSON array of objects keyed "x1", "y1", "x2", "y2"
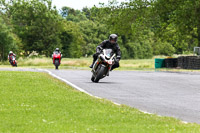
[{"x1": 0, "y1": 0, "x2": 199, "y2": 61}]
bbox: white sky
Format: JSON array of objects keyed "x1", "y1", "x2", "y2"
[{"x1": 52, "y1": 0, "x2": 127, "y2": 10}]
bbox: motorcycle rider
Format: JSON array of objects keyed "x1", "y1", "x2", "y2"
[
  {"x1": 90, "y1": 34, "x2": 121, "y2": 70},
  {"x1": 8, "y1": 51, "x2": 16, "y2": 63},
  {"x1": 52, "y1": 48, "x2": 62, "y2": 59}
]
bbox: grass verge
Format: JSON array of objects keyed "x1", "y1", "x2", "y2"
[
  {"x1": 0, "y1": 57, "x2": 155, "y2": 70},
  {"x1": 0, "y1": 71, "x2": 199, "y2": 132}
]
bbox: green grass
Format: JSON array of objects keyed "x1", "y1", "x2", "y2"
[
  {"x1": 119, "y1": 59, "x2": 154, "y2": 70},
  {"x1": 0, "y1": 71, "x2": 199, "y2": 132}
]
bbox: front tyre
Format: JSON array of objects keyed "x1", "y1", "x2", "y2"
[
  {"x1": 55, "y1": 60, "x2": 59, "y2": 70},
  {"x1": 94, "y1": 65, "x2": 106, "y2": 83},
  {"x1": 91, "y1": 75, "x2": 95, "y2": 82}
]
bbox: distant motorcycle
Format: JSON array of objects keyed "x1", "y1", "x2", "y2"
[
  {"x1": 9, "y1": 55, "x2": 17, "y2": 67},
  {"x1": 52, "y1": 52, "x2": 61, "y2": 69},
  {"x1": 91, "y1": 48, "x2": 116, "y2": 83}
]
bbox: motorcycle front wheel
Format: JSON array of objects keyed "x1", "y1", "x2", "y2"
[
  {"x1": 91, "y1": 75, "x2": 95, "y2": 82},
  {"x1": 55, "y1": 60, "x2": 59, "y2": 70},
  {"x1": 94, "y1": 65, "x2": 106, "y2": 83}
]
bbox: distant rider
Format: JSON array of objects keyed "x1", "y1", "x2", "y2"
[
  {"x1": 8, "y1": 51, "x2": 16, "y2": 63},
  {"x1": 89, "y1": 34, "x2": 121, "y2": 70},
  {"x1": 52, "y1": 48, "x2": 62, "y2": 59}
]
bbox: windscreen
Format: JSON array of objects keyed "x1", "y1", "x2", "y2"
[
  {"x1": 11, "y1": 56, "x2": 15, "y2": 60},
  {"x1": 104, "y1": 49, "x2": 113, "y2": 58},
  {"x1": 54, "y1": 51, "x2": 59, "y2": 55}
]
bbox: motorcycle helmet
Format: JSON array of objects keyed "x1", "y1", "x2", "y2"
[
  {"x1": 109, "y1": 34, "x2": 118, "y2": 44},
  {"x1": 9, "y1": 51, "x2": 13, "y2": 55},
  {"x1": 55, "y1": 48, "x2": 59, "y2": 52}
]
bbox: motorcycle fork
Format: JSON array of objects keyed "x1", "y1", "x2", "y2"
[{"x1": 93, "y1": 58, "x2": 102, "y2": 70}]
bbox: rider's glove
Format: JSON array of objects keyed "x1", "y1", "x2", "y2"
[
  {"x1": 116, "y1": 56, "x2": 121, "y2": 62},
  {"x1": 96, "y1": 46, "x2": 103, "y2": 54},
  {"x1": 96, "y1": 50, "x2": 101, "y2": 55}
]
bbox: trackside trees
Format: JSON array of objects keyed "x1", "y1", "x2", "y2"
[
  {"x1": 1, "y1": 0, "x2": 62, "y2": 56},
  {"x1": 0, "y1": 17, "x2": 21, "y2": 61},
  {"x1": 153, "y1": 0, "x2": 200, "y2": 52}
]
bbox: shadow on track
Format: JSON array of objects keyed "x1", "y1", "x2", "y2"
[{"x1": 86, "y1": 81, "x2": 120, "y2": 84}]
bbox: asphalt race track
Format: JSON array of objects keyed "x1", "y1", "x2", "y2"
[
  {"x1": 48, "y1": 69, "x2": 200, "y2": 124},
  {"x1": 1, "y1": 68, "x2": 200, "y2": 124}
]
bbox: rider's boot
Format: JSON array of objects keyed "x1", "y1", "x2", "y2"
[
  {"x1": 89, "y1": 59, "x2": 95, "y2": 68},
  {"x1": 107, "y1": 73, "x2": 109, "y2": 76}
]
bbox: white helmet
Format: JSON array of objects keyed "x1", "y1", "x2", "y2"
[{"x1": 55, "y1": 48, "x2": 59, "y2": 51}]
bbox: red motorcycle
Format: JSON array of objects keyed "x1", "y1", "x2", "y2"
[
  {"x1": 9, "y1": 55, "x2": 17, "y2": 67},
  {"x1": 52, "y1": 52, "x2": 61, "y2": 69}
]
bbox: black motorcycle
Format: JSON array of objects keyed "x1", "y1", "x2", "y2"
[{"x1": 91, "y1": 48, "x2": 116, "y2": 83}]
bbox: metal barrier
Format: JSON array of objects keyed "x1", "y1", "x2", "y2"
[{"x1": 194, "y1": 47, "x2": 200, "y2": 56}]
